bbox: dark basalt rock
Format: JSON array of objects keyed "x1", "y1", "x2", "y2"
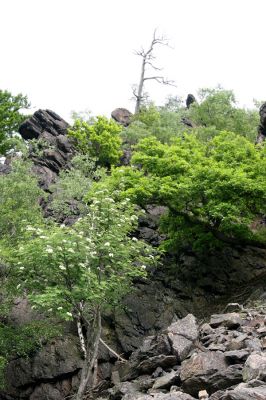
[
  {"x1": 18, "y1": 109, "x2": 75, "y2": 190},
  {"x1": 256, "y1": 102, "x2": 266, "y2": 143},
  {"x1": 19, "y1": 109, "x2": 69, "y2": 140},
  {"x1": 186, "y1": 94, "x2": 196, "y2": 109},
  {"x1": 111, "y1": 108, "x2": 133, "y2": 127}
]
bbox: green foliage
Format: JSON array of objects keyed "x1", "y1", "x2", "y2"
[
  {"x1": 188, "y1": 88, "x2": 259, "y2": 141},
  {"x1": 13, "y1": 190, "x2": 156, "y2": 319},
  {"x1": 0, "y1": 321, "x2": 62, "y2": 359},
  {"x1": 102, "y1": 132, "x2": 266, "y2": 252},
  {"x1": 0, "y1": 159, "x2": 44, "y2": 249},
  {"x1": 50, "y1": 155, "x2": 105, "y2": 218},
  {"x1": 0, "y1": 356, "x2": 6, "y2": 389},
  {"x1": 68, "y1": 116, "x2": 122, "y2": 167},
  {"x1": 120, "y1": 88, "x2": 259, "y2": 149},
  {"x1": 130, "y1": 103, "x2": 185, "y2": 144},
  {"x1": 0, "y1": 90, "x2": 30, "y2": 155}
]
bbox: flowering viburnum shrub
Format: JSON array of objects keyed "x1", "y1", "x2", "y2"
[{"x1": 14, "y1": 190, "x2": 157, "y2": 320}]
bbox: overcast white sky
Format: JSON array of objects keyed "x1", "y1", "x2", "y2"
[{"x1": 1, "y1": 0, "x2": 265, "y2": 122}]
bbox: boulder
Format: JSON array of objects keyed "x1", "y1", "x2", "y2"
[
  {"x1": 186, "y1": 94, "x2": 196, "y2": 109},
  {"x1": 152, "y1": 370, "x2": 180, "y2": 390},
  {"x1": 210, "y1": 313, "x2": 243, "y2": 329},
  {"x1": 221, "y1": 380, "x2": 266, "y2": 399},
  {"x1": 224, "y1": 350, "x2": 250, "y2": 364},
  {"x1": 242, "y1": 354, "x2": 266, "y2": 382},
  {"x1": 111, "y1": 108, "x2": 132, "y2": 127},
  {"x1": 180, "y1": 351, "x2": 242, "y2": 396},
  {"x1": 166, "y1": 314, "x2": 198, "y2": 361}
]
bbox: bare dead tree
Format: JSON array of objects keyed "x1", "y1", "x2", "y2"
[{"x1": 133, "y1": 29, "x2": 175, "y2": 114}]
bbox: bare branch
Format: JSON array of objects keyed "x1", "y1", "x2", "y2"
[
  {"x1": 133, "y1": 29, "x2": 175, "y2": 113},
  {"x1": 146, "y1": 61, "x2": 162, "y2": 71},
  {"x1": 99, "y1": 338, "x2": 126, "y2": 362}
]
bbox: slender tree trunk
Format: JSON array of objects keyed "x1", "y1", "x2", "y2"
[
  {"x1": 77, "y1": 317, "x2": 87, "y2": 358},
  {"x1": 75, "y1": 306, "x2": 102, "y2": 400},
  {"x1": 135, "y1": 57, "x2": 146, "y2": 114}
]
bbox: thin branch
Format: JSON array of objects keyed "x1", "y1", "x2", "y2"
[{"x1": 99, "y1": 338, "x2": 126, "y2": 362}]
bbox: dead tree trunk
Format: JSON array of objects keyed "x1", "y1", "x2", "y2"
[{"x1": 133, "y1": 29, "x2": 175, "y2": 114}]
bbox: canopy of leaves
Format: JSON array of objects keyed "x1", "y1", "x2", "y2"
[
  {"x1": 97, "y1": 132, "x2": 266, "y2": 252},
  {"x1": 187, "y1": 88, "x2": 259, "y2": 142},
  {"x1": 68, "y1": 116, "x2": 122, "y2": 167},
  {"x1": 0, "y1": 160, "x2": 44, "y2": 249},
  {"x1": 0, "y1": 90, "x2": 30, "y2": 155}
]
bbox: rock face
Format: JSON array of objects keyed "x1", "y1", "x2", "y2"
[
  {"x1": 111, "y1": 108, "x2": 132, "y2": 127},
  {"x1": 4, "y1": 336, "x2": 83, "y2": 399},
  {"x1": 256, "y1": 102, "x2": 266, "y2": 143},
  {"x1": 19, "y1": 109, "x2": 75, "y2": 190}
]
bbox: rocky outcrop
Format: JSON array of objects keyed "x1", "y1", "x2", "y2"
[
  {"x1": 256, "y1": 102, "x2": 266, "y2": 143},
  {"x1": 19, "y1": 110, "x2": 69, "y2": 140},
  {"x1": 19, "y1": 109, "x2": 75, "y2": 190},
  {"x1": 186, "y1": 94, "x2": 196, "y2": 109},
  {"x1": 111, "y1": 108, "x2": 132, "y2": 127}
]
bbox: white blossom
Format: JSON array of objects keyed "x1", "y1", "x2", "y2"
[
  {"x1": 67, "y1": 248, "x2": 75, "y2": 253},
  {"x1": 66, "y1": 312, "x2": 72, "y2": 317},
  {"x1": 26, "y1": 226, "x2": 36, "y2": 231},
  {"x1": 40, "y1": 235, "x2": 48, "y2": 239},
  {"x1": 46, "y1": 247, "x2": 53, "y2": 254},
  {"x1": 109, "y1": 253, "x2": 114, "y2": 258},
  {"x1": 104, "y1": 242, "x2": 110, "y2": 247},
  {"x1": 59, "y1": 265, "x2": 66, "y2": 270},
  {"x1": 57, "y1": 306, "x2": 63, "y2": 310},
  {"x1": 140, "y1": 265, "x2": 146, "y2": 270},
  {"x1": 132, "y1": 237, "x2": 138, "y2": 241},
  {"x1": 19, "y1": 266, "x2": 25, "y2": 270}
]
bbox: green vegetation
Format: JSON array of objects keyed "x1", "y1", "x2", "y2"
[
  {"x1": 68, "y1": 116, "x2": 122, "y2": 167},
  {"x1": 0, "y1": 90, "x2": 30, "y2": 155},
  {"x1": 0, "y1": 159, "x2": 44, "y2": 248},
  {"x1": 188, "y1": 88, "x2": 259, "y2": 141}
]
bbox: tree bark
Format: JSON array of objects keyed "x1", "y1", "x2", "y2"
[
  {"x1": 135, "y1": 57, "x2": 146, "y2": 114},
  {"x1": 75, "y1": 306, "x2": 102, "y2": 400}
]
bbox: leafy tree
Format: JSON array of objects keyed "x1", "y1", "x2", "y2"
[
  {"x1": 0, "y1": 159, "x2": 44, "y2": 249},
  {"x1": 99, "y1": 132, "x2": 266, "y2": 252},
  {"x1": 0, "y1": 90, "x2": 30, "y2": 155},
  {"x1": 188, "y1": 88, "x2": 259, "y2": 141},
  {"x1": 50, "y1": 155, "x2": 105, "y2": 218},
  {"x1": 127, "y1": 103, "x2": 185, "y2": 145},
  {"x1": 12, "y1": 189, "x2": 156, "y2": 400},
  {"x1": 68, "y1": 116, "x2": 122, "y2": 167}
]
